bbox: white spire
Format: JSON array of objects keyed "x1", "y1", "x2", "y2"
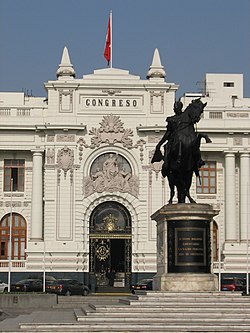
[
  {"x1": 147, "y1": 48, "x2": 166, "y2": 80},
  {"x1": 56, "y1": 46, "x2": 75, "y2": 78}
]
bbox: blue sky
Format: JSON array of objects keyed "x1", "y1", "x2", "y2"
[{"x1": 0, "y1": 0, "x2": 249, "y2": 99}]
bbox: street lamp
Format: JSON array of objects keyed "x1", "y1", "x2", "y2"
[
  {"x1": 246, "y1": 183, "x2": 249, "y2": 295},
  {"x1": 43, "y1": 241, "x2": 46, "y2": 292}
]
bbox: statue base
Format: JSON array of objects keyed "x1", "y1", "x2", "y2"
[
  {"x1": 154, "y1": 273, "x2": 218, "y2": 292},
  {"x1": 151, "y1": 203, "x2": 220, "y2": 292}
]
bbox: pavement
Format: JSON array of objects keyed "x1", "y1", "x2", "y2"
[{"x1": 0, "y1": 293, "x2": 131, "y2": 332}]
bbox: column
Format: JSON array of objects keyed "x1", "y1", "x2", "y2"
[
  {"x1": 240, "y1": 153, "x2": 250, "y2": 240},
  {"x1": 31, "y1": 150, "x2": 43, "y2": 240},
  {"x1": 225, "y1": 152, "x2": 237, "y2": 241}
]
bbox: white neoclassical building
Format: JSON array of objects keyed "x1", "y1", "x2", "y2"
[{"x1": 0, "y1": 47, "x2": 249, "y2": 288}]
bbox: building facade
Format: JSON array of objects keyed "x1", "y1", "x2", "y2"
[{"x1": 0, "y1": 47, "x2": 250, "y2": 287}]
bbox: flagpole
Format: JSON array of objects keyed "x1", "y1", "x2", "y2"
[{"x1": 110, "y1": 10, "x2": 112, "y2": 68}]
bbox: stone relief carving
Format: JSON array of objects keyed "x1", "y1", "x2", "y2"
[
  {"x1": 233, "y1": 137, "x2": 243, "y2": 146},
  {"x1": 102, "y1": 89, "x2": 121, "y2": 95},
  {"x1": 46, "y1": 148, "x2": 55, "y2": 164},
  {"x1": 90, "y1": 114, "x2": 134, "y2": 147},
  {"x1": 47, "y1": 135, "x2": 55, "y2": 142},
  {"x1": 4, "y1": 193, "x2": 24, "y2": 197},
  {"x1": 150, "y1": 91, "x2": 164, "y2": 114},
  {"x1": 77, "y1": 114, "x2": 146, "y2": 163},
  {"x1": 59, "y1": 90, "x2": 73, "y2": 113},
  {"x1": 57, "y1": 134, "x2": 75, "y2": 142},
  {"x1": 83, "y1": 153, "x2": 139, "y2": 197},
  {"x1": 148, "y1": 135, "x2": 162, "y2": 143},
  {"x1": 57, "y1": 146, "x2": 74, "y2": 179},
  {"x1": 227, "y1": 113, "x2": 249, "y2": 118},
  {"x1": 1, "y1": 201, "x2": 25, "y2": 207},
  {"x1": 5, "y1": 201, "x2": 21, "y2": 207}
]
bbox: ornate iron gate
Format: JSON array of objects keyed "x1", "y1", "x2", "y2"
[{"x1": 89, "y1": 236, "x2": 131, "y2": 286}]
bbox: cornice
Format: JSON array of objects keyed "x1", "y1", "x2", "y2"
[
  {"x1": 136, "y1": 126, "x2": 250, "y2": 134},
  {"x1": 0, "y1": 124, "x2": 86, "y2": 131}
]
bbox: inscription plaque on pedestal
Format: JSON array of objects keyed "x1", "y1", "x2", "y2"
[{"x1": 168, "y1": 220, "x2": 210, "y2": 273}]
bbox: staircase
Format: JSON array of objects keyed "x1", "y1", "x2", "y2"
[{"x1": 2, "y1": 292, "x2": 250, "y2": 332}]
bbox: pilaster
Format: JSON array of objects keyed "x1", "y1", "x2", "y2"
[
  {"x1": 240, "y1": 152, "x2": 250, "y2": 240},
  {"x1": 224, "y1": 152, "x2": 237, "y2": 241},
  {"x1": 30, "y1": 150, "x2": 44, "y2": 240}
]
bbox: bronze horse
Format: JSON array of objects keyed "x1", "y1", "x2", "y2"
[{"x1": 152, "y1": 98, "x2": 211, "y2": 203}]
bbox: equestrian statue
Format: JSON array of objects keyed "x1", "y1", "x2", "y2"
[{"x1": 151, "y1": 98, "x2": 211, "y2": 204}]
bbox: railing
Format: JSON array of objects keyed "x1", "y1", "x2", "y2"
[
  {"x1": 0, "y1": 107, "x2": 45, "y2": 117},
  {"x1": 0, "y1": 108, "x2": 11, "y2": 116},
  {"x1": 209, "y1": 112, "x2": 223, "y2": 119},
  {"x1": 0, "y1": 260, "x2": 26, "y2": 270},
  {"x1": 206, "y1": 110, "x2": 250, "y2": 120},
  {"x1": 17, "y1": 108, "x2": 30, "y2": 116},
  {"x1": 213, "y1": 261, "x2": 224, "y2": 270}
]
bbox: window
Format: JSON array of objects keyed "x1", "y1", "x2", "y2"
[
  {"x1": 4, "y1": 159, "x2": 25, "y2": 192},
  {"x1": 196, "y1": 161, "x2": 216, "y2": 194},
  {"x1": 223, "y1": 82, "x2": 234, "y2": 87},
  {"x1": 0, "y1": 213, "x2": 27, "y2": 260}
]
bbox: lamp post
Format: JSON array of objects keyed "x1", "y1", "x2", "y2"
[
  {"x1": 43, "y1": 240, "x2": 46, "y2": 292},
  {"x1": 246, "y1": 183, "x2": 249, "y2": 295},
  {"x1": 7, "y1": 179, "x2": 13, "y2": 292},
  {"x1": 218, "y1": 221, "x2": 221, "y2": 291}
]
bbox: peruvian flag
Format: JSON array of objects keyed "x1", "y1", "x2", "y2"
[{"x1": 104, "y1": 15, "x2": 111, "y2": 65}]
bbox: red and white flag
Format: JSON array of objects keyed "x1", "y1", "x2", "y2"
[{"x1": 104, "y1": 14, "x2": 111, "y2": 66}]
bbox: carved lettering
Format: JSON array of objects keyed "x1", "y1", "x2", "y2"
[{"x1": 83, "y1": 98, "x2": 138, "y2": 108}]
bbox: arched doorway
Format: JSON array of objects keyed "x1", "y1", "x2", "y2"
[{"x1": 89, "y1": 201, "x2": 131, "y2": 288}]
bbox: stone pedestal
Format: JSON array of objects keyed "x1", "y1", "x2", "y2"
[{"x1": 151, "y1": 203, "x2": 219, "y2": 292}]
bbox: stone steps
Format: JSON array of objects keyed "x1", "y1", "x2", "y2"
[
  {"x1": 120, "y1": 300, "x2": 250, "y2": 307},
  {"x1": 80, "y1": 308, "x2": 250, "y2": 317},
  {"x1": 17, "y1": 322, "x2": 250, "y2": 332},
  {"x1": 76, "y1": 313, "x2": 250, "y2": 323},
  {"x1": 1, "y1": 292, "x2": 250, "y2": 332}
]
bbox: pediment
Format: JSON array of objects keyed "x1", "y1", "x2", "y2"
[{"x1": 83, "y1": 67, "x2": 140, "y2": 81}]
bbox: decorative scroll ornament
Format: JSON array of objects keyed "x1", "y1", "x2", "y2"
[
  {"x1": 46, "y1": 148, "x2": 55, "y2": 164},
  {"x1": 89, "y1": 114, "x2": 134, "y2": 148},
  {"x1": 77, "y1": 114, "x2": 146, "y2": 162},
  {"x1": 57, "y1": 146, "x2": 74, "y2": 178},
  {"x1": 96, "y1": 241, "x2": 110, "y2": 261}
]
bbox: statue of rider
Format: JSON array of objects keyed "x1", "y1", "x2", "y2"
[{"x1": 151, "y1": 100, "x2": 206, "y2": 177}]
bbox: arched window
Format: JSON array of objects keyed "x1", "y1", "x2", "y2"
[{"x1": 0, "y1": 213, "x2": 27, "y2": 260}]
